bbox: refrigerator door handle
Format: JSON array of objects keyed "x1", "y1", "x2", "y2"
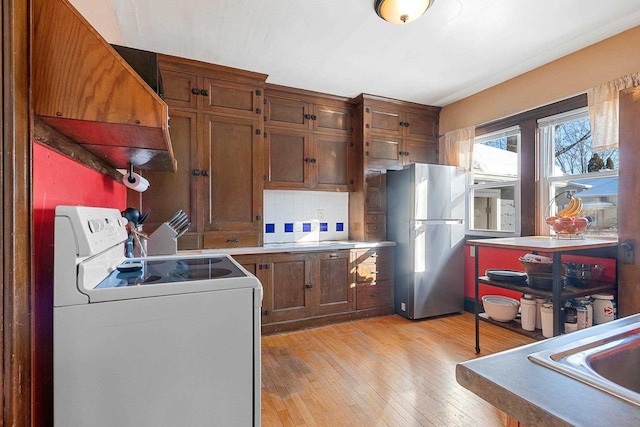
[{"x1": 412, "y1": 219, "x2": 464, "y2": 225}]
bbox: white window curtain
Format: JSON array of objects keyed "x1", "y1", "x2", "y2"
[
  {"x1": 441, "y1": 126, "x2": 475, "y2": 171},
  {"x1": 587, "y1": 72, "x2": 640, "y2": 151}
]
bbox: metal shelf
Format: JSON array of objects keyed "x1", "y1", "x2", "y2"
[{"x1": 470, "y1": 237, "x2": 618, "y2": 353}]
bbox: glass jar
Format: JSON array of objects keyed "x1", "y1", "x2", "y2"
[{"x1": 571, "y1": 297, "x2": 593, "y2": 329}]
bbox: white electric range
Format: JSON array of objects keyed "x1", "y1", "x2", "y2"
[{"x1": 53, "y1": 205, "x2": 262, "y2": 427}]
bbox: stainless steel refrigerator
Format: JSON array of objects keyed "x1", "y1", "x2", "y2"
[{"x1": 387, "y1": 163, "x2": 467, "y2": 319}]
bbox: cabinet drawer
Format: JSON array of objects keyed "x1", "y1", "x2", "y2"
[
  {"x1": 353, "y1": 247, "x2": 393, "y2": 264},
  {"x1": 366, "y1": 214, "x2": 385, "y2": 225},
  {"x1": 365, "y1": 222, "x2": 385, "y2": 236},
  {"x1": 356, "y1": 280, "x2": 393, "y2": 310},
  {"x1": 355, "y1": 262, "x2": 393, "y2": 283},
  {"x1": 203, "y1": 232, "x2": 260, "y2": 249}
]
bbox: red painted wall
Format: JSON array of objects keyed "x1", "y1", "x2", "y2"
[
  {"x1": 32, "y1": 143, "x2": 127, "y2": 426},
  {"x1": 464, "y1": 243, "x2": 617, "y2": 301}
]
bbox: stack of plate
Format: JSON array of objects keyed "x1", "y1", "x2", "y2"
[
  {"x1": 485, "y1": 269, "x2": 527, "y2": 284},
  {"x1": 527, "y1": 273, "x2": 554, "y2": 290}
]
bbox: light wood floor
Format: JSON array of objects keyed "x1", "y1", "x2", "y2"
[{"x1": 261, "y1": 312, "x2": 534, "y2": 427}]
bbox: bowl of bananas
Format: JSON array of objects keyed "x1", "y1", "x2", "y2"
[{"x1": 545, "y1": 195, "x2": 591, "y2": 237}]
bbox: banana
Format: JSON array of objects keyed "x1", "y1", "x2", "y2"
[
  {"x1": 557, "y1": 196, "x2": 577, "y2": 217},
  {"x1": 559, "y1": 196, "x2": 583, "y2": 217},
  {"x1": 569, "y1": 197, "x2": 583, "y2": 217}
]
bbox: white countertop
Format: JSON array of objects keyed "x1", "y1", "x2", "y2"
[{"x1": 178, "y1": 240, "x2": 396, "y2": 256}]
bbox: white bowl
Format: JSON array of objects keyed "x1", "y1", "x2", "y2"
[{"x1": 482, "y1": 295, "x2": 520, "y2": 322}]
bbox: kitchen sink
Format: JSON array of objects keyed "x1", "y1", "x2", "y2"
[{"x1": 528, "y1": 322, "x2": 640, "y2": 407}]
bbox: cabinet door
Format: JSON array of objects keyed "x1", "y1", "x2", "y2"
[
  {"x1": 264, "y1": 128, "x2": 311, "y2": 189},
  {"x1": 267, "y1": 254, "x2": 314, "y2": 322},
  {"x1": 404, "y1": 138, "x2": 439, "y2": 165},
  {"x1": 312, "y1": 104, "x2": 351, "y2": 135},
  {"x1": 314, "y1": 251, "x2": 354, "y2": 315},
  {"x1": 365, "y1": 169, "x2": 386, "y2": 213},
  {"x1": 364, "y1": 169, "x2": 386, "y2": 240},
  {"x1": 202, "y1": 78, "x2": 262, "y2": 119},
  {"x1": 403, "y1": 111, "x2": 438, "y2": 140},
  {"x1": 366, "y1": 105, "x2": 402, "y2": 136},
  {"x1": 264, "y1": 96, "x2": 309, "y2": 130},
  {"x1": 314, "y1": 133, "x2": 350, "y2": 190},
  {"x1": 129, "y1": 110, "x2": 200, "y2": 248},
  {"x1": 160, "y1": 69, "x2": 200, "y2": 109},
  {"x1": 365, "y1": 133, "x2": 402, "y2": 169},
  {"x1": 233, "y1": 255, "x2": 272, "y2": 324},
  {"x1": 202, "y1": 114, "x2": 263, "y2": 232}
]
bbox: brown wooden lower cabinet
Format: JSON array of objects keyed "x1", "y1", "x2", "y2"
[{"x1": 233, "y1": 246, "x2": 394, "y2": 334}]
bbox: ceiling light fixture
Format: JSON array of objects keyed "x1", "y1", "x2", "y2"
[{"x1": 374, "y1": 0, "x2": 435, "y2": 25}]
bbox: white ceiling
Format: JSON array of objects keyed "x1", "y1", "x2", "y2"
[{"x1": 72, "y1": 0, "x2": 640, "y2": 107}]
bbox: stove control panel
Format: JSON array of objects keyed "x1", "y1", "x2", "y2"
[{"x1": 56, "y1": 206, "x2": 128, "y2": 257}]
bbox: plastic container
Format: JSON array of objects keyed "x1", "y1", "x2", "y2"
[
  {"x1": 540, "y1": 303, "x2": 554, "y2": 338},
  {"x1": 592, "y1": 293, "x2": 616, "y2": 324},
  {"x1": 520, "y1": 296, "x2": 537, "y2": 331},
  {"x1": 535, "y1": 297, "x2": 547, "y2": 329}
]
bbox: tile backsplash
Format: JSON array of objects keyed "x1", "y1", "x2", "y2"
[{"x1": 263, "y1": 190, "x2": 349, "y2": 243}]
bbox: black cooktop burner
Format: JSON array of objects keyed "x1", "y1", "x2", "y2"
[{"x1": 95, "y1": 256, "x2": 245, "y2": 289}]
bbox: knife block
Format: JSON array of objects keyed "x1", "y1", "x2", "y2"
[{"x1": 146, "y1": 223, "x2": 178, "y2": 256}]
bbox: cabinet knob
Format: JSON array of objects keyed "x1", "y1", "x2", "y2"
[
  {"x1": 201, "y1": 170, "x2": 209, "y2": 177},
  {"x1": 329, "y1": 253, "x2": 339, "y2": 259},
  {"x1": 305, "y1": 282, "x2": 313, "y2": 289},
  {"x1": 226, "y1": 238, "x2": 240, "y2": 243},
  {"x1": 200, "y1": 89, "x2": 209, "y2": 96},
  {"x1": 371, "y1": 292, "x2": 379, "y2": 297},
  {"x1": 304, "y1": 113, "x2": 312, "y2": 120},
  {"x1": 191, "y1": 88, "x2": 201, "y2": 95},
  {"x1": 192, "y1": 169, "x2": 201, "y2": 176}
]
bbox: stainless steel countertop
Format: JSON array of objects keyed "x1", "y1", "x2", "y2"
[
  {"x1": 456, "y1": 313, "x2": 640, "y2": 426},
  {"x1": 178, "y1": 240, "x2": 396, "y2": 256}
]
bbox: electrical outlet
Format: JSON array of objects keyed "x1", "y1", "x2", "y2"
[
  {"x1": 401, "y1": 302, "x2": 406, "y2": 311},
  {"x1": 621, "y1": 239, "x2": 635, "y2": 264},
  {"x1": 317, "y1": 209, "x2": 325, "y2": 220},
  {"x1": 469, "y1": 246, "x2": 475, "y2": 257}
]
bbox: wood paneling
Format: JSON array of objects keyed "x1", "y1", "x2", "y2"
[
  {"x1": 4, "y1": 0, "x2": 31, "y2": 424},
  {"x1": 618, "y1": 86, "x2": 640, "y2": 317},
  {"x1": 261, "y1": 313, "x2": 534, "y2": 426},
  {"x1": 32, "y1": 0, "x2": 174, "y2": 171}
]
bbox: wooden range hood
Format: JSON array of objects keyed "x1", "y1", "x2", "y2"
[{"x1": 33, "y1": 0, "x2": 176, "y2": 172}]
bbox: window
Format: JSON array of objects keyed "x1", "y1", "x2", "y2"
[
  {"x1": 467, "y1": 126, "x2": 521, "y2": 236},
  {"x1": 538, "y1": 108, "x2": 619, "y2": 237}
]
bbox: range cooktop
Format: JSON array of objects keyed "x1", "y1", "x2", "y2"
[{"x1": 95, "y1": 256, "x2": 245, "y2": 288}]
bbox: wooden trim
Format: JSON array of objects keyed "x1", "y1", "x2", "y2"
[
  {"x1": 157, "y1": 53, "x2": 268, "y2": 85},
  {"x1": 3, "y1": 0, "x2": 32, "y2": 424},
  {"x1": 265, "y1": 83, "x2": 354, "y2": 104},
  {"x1": 353, "y1": 93, "x2": 442, "y2": 115},
  {"x1": 33, "y1": 117, "x2": 124, "y2": 181},
  {"x1": 261, "y1": 305, "x2": 394, "y2": 335},
  {"x1": 475, "y1": 93, "x2": 587, "y2": 136}
]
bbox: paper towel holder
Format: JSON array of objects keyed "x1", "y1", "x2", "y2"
[{"x1": 127, "y1": 163, "x2": 136, "y2": 184}]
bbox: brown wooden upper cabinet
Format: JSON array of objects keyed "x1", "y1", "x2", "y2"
[
  {"x1": 264, "y1": 85, "x2": 355, "y2": 191},
  {"x1": 360, "y1": 95, "x2": 440, "y2": 169},
  {"x1": 161, "y1": 59, "x2": 263, "y2": 120},
  {"x1": 132, "y1": 54, "x2": 268, "y2": 250},
  {"x1": 348, "y1": 94, "x2": 441, "y2": 241}
]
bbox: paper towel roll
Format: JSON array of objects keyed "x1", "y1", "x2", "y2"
[{"x1": 123, "y1": 172, "x2": 150, "y2": 192}]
